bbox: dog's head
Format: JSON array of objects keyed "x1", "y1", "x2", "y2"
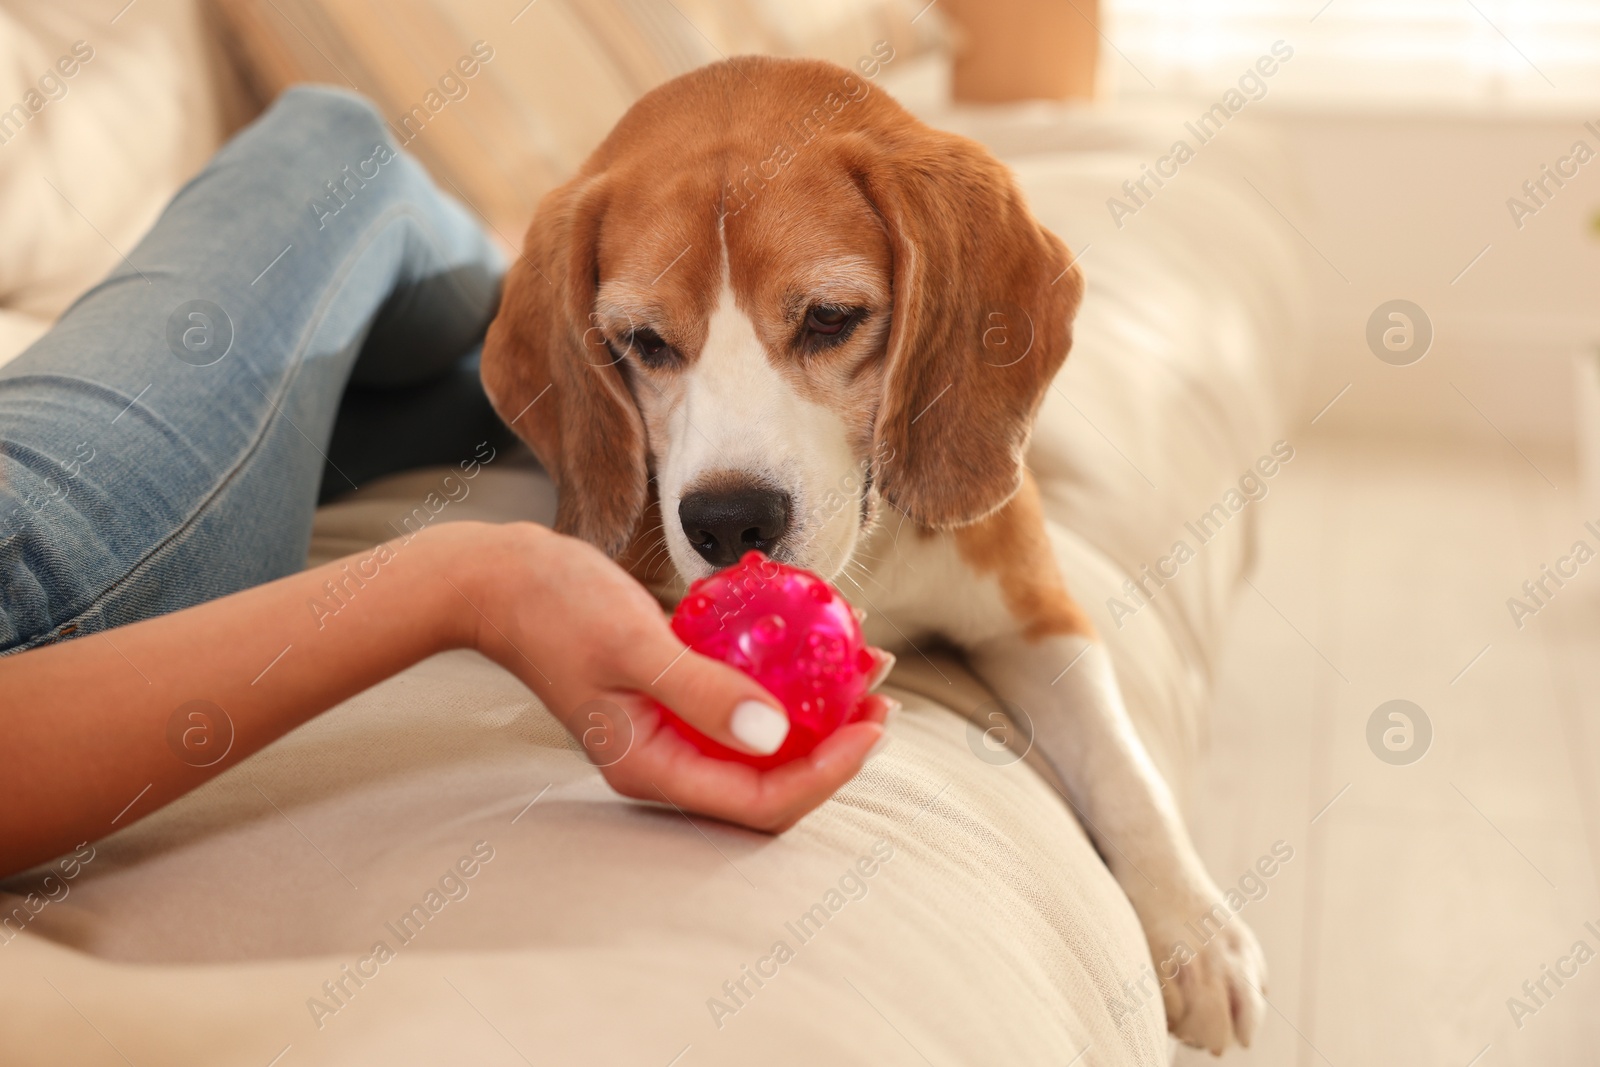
[{"x1": 482, "y1": 56, "x2": 1083, "y2": 584}]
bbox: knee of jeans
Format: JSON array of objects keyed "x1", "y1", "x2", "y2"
[
  {"x1": 245, "y1": 85, "x2": 448, "y2": 219},
  {"x1": 234, "y1": 86, "x2": 398, "y2": 184},
  {"x1": 267, "y1": 85, "x2": 390, "y2": 146}
]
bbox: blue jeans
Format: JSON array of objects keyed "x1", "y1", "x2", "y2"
[{"x1": 0, "y1": 87, "x2": 506, "y2": 655}]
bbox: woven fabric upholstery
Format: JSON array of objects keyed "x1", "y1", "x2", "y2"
[{"x1": 205, "y1": 0, "x2": 944, "y2": 237}]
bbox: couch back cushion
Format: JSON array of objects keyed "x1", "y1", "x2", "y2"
[
  {"x1": 208, "y1": 0, "x2": 944, "y2": 239},
  {"x1": 0, "y1": 0, "x2": 232, "y2": 348}
]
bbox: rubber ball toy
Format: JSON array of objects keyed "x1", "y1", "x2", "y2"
[{"x1": 658, "y1": 551, "x2": 874, "y2": 769}]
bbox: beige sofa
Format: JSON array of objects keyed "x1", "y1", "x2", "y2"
[{"x1": 0, "y1": 2, "x2": 1308, "y2": 1063}]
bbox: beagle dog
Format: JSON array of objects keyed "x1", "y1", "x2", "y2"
[{"x1": 482, "y1": 56, "x2": 1265, "y2": 1053}]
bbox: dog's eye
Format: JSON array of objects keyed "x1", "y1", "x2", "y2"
[
  {"x1": 805, "y1": 305, "x2": 853, "y2": 336},
  {"x1": 623, "y1": 327, "x2": 675, "y2": 367}
]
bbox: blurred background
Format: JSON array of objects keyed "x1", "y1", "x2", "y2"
[{"x1": 2, "y1": 1, "x2": 1597, "y2": 1064}]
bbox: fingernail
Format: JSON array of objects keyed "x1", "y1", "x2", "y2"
[
  {"x1": 731, "y1": 701, "x2": 789, "y2": 755},
  {"x1": 865, "y1": 732, "x2": 892, "y2": 761},
  {"x1": 868, "y1": 651, "x2": 897, "y2": 689}
]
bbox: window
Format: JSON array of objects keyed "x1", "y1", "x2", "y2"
[{"x1": 1105, "y1": 0, "x2": 1600, "y2": 105}]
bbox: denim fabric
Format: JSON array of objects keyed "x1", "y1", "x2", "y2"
[{"x1": 0, "y1": 86, "x2": 505, "y2": 654}]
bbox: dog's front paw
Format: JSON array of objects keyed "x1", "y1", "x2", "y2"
[{"x1": 1151, "y1": 908, "x2": 1267, "y2": 1054}]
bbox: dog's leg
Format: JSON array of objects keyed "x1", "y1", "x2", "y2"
[
  {"x1": 884, "y1": 476, "x2": 1265, "y2": 1050},
  {"x1": 968, "y1": 631, "x2": 1266, "y2": 1052}
]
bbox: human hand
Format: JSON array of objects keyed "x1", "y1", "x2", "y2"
[{"x1": 442, "y1": 522, "x2": 897, "y2": 831}]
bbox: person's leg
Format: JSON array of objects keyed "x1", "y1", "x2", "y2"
[
  {"x1": 318, "y1": 348, "x2": 515, "y2": 504},
  {"x1": 0, "y1": 86, "x2": 504, "y2": 654}
]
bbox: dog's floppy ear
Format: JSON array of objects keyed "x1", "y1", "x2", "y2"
[
  {"x1": 849, "y1": 128, "x2": 1083, "y2": 528},
  {"x1": 481, "y1": 176, "x2": 649, "y2": 557}
]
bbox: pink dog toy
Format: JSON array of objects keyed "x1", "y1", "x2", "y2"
[{"x1": 659, "y1": 551, "x2": 874, "y2": 768}]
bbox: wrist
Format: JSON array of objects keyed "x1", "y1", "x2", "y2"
[
  {"x1": 420, "y1": 520, "x2": 553, "y2": 659},
  {"x1": 407, "y1": 521, "x2": 499, "y2": 654}
]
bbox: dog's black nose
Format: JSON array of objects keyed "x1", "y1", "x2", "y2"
[{"x1": 679, "y1": 486, "x2": 791, "y2": 567}]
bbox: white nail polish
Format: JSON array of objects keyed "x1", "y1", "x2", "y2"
[
  {"x1": 865, "y1": 733, "x2": 891, "y2": 761},
  {"x1": 869, "y1": 651, "x2": 897, "y2": 689},
  {"x1": 731, "y1": 701, "x2": 789, "y2": 755}
]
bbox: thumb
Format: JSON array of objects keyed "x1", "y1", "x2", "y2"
[{"x1": 639, "y1": 637, "x2": 790, "y2": 757}]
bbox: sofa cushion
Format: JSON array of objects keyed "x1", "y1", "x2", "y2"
[
  {"x1": 0, "y1": 0, "x2": 229, "y2": 365},
  {"x1": 0, "y1": 635, "x2": 1167, "y2": 1066},
  {"x1": 0, "y1": 117, "x2": 1307, "y2": 1062},
  {"x1": 206, "y1": 0, "x2": 946, "y2": 240}
]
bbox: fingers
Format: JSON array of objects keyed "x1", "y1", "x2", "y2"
[
  {"x1": 639, "y1": 644, "x2": 898, "y2": 760},
  {"x1": 602, "y1": 625, "x2": 902, "y2": 831},
  {"x1": 739, "y1": 720, "x2": 889, "y2": 831},
  {"x1": 609, "y1": 719, "x2": 886, "y2": 833},
  {"x1": 853, "y1": 692, "x2": 899, "y2": 726},
  {"x1": 866, "y1": 648, "x2": 896, "y2": 690},
  {"x1": 736, "y1": 716, "x2": 889, "y2": 831},
  {"x1": 633, "y1": 635, "x2": 791, "y2": 757}
]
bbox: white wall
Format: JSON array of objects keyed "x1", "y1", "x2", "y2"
[{"x1": 1250, "y1": 105, "x2": 1600, "y2": 453}]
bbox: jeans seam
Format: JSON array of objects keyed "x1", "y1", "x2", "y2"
[{"x1": 7, "y1": 201, "x2": 481, "y2": 652}]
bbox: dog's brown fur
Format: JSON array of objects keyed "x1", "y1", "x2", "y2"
[
  {"x1": 480, "y1": 56, "x2": 1265, "y2": 1053},
  {"x1": 482, "y1": 56, "x2": 1084, "y2": 585}
]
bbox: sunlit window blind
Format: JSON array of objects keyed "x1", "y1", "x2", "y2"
[{"x1": 1106, "y1": 1, "x2": 1600, "y2": 104}]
